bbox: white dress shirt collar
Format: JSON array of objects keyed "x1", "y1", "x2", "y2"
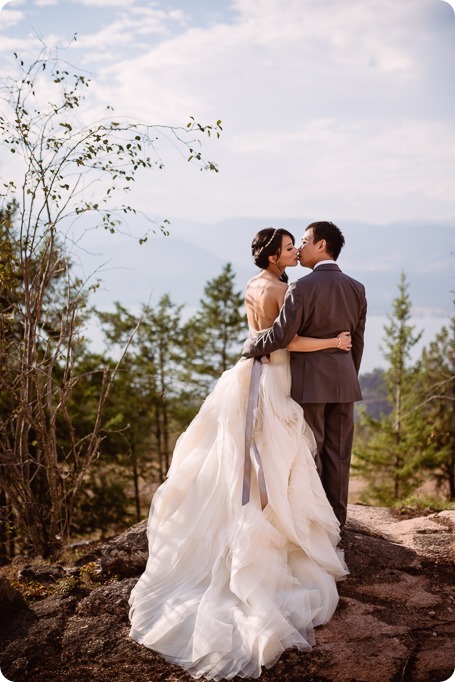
[{"x1": 313, "y1": 259, "x2": 336, "y2": 269}]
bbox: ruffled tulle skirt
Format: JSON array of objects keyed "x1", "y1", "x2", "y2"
[{"x1": 129, "y1": 349, "x2": 347, "y2": 680}]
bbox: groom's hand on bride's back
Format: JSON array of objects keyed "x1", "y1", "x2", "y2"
[
  {"x1": 242, "y1": 337, "x2": 256, "y2": 357},
  {"x1": 242, "y1": 334, "x2": 269, "y2": 357}
]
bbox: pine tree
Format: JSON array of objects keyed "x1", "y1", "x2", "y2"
[
  {"x1": 410, "y1": 318, "x2": 455, "y2": 499},
  {"x1": 98, "y1": 295, "x2": 191, "y2": 489},
  {"x1": 353, "y1": 272, "x2": 423, "y2": 504},
  {"x1": 184, "y1": 263, "x2": 248, "y2": 393},
  {"x1": 382, "y1": 272, "x2": 423, "y2": 498}
]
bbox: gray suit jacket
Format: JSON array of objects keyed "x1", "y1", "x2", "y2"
[{"x1": 243, "y1": 264, "x2": 367, "y2": 403}]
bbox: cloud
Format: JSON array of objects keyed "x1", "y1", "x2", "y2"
[
  {"x1": 56, "y1": 4, "x2": 185, "y2": 64},
  {"x1": 1, "y1": 0, "x2": 454, "y2": 225},
  {"x1": 94, "y1": 0, "x2": 455, "y2": 126},
  {"x1": 0, "y1": 34, "x2": 30, "y2": 52},
  {"x1": 0, "y1": 6, "x2": 24, "y2": 26},
  {"x1": 73, "y1": 0, "x2": 135, "y2": 6}
]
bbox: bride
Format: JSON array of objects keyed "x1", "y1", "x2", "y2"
[{"x1": 128, "y1": 227, "x2": 351, "y2": 681}]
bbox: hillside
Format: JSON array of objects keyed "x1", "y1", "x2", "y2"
[
  {"x1": 1, "y1": 504, "x2": 454, "y2": 682},
  {"x1": 82, "y1": 217, "x2": 455, "y2": 317}
]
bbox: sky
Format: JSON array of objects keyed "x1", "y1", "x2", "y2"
[
  {"x1": 1, "y1": 0, "x2": 455, "y2": 227},
  {"x1": 0, "y1": 0, "x2": 454, "y2": 372}
]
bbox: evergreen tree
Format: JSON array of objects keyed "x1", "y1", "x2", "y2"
[
  {"x1": 98, "y1": 294, "x2": 190, "y2": 493},
  {"x1": 57, "y1": 346, "x2": 137, "y2": 538},
  {"x1": 410, "y1": 318, "x2": 455, "y2": 499},
  {"x1": 382, "y1": 272, "x2": 423, "y2": 498},
  {"x1": 353, "y1": 272, "x2": 423, "y2": 504},
  {"x1": 184, "y1": 263, "x2": 248, "y2": 393},
  {"x1": 136, "y1": 294, "x2": 189, "y2": 480}
]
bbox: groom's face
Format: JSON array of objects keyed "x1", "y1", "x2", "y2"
[{"x1": 299, "y1": 228, "x2": 319, "y2": 269}]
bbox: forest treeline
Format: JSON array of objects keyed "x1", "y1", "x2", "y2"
[
  {"x1": 1, "y1": 196, "x2": 453, "y2": 562},
  {"x1": 0, "y1": 49, "x2": 223, "y2": 561},
  {"x1": 0, "y1": 49, "x2": 453, "y2": 563},
  {"x1": 0, "y1": 202, "x2": 247, "y2": 560},
  {"x1": 354, "y1": 274, "x2": 454, "y2": 508}
]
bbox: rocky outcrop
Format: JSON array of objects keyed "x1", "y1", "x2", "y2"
[
  {"x1": 0, "y1": 576, "x2": 27, "y2": 617},
  {"x1": 0, "y1": 504, "x2": 454, "y2": 682}
]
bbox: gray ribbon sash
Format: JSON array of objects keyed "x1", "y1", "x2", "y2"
[{"x1": 242, "y1": 357, "x2": 269, "y2": 510}]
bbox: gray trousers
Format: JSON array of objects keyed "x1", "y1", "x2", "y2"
[{"x1": 301, "y1": 402, "x2": 354, "y2": 530}]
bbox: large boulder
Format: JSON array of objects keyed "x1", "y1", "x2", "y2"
[
  {"x1": 74, "y1": 519, "x2": 149, "y2": 578},
  {"x1": 0, "y1": 576, "x2": 28, "y2": 617}
]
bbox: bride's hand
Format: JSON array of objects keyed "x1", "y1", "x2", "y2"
[{"x1": 337, "y1": 331, "x2": 352, "y2": 351}]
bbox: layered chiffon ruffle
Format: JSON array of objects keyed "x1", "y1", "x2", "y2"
[{"x1": 129, "y1": 348, "x2": 347, "y2": 680}]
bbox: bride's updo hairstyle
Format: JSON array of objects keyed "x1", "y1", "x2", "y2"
[{"x1": 251, "y1": 227, "x2": 295, "y2": 283}]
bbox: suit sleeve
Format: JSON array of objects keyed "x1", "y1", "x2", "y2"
[
  {"x1": 242, "y1": 282, "x2": 304, "y2": 357},
  {"x1": 351, "y1": 285, "x2": 367, "y2": 374}
]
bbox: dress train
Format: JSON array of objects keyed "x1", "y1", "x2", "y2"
[{"x1": 129, "y1": 347, "x2": 348, "y2": 680}]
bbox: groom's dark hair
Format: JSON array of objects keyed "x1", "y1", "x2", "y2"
[{"x1": 306, "y1": 221, "x2": 345, "y2": 260}]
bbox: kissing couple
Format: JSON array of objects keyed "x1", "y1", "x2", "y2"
[{"x1": 129, "y1": 220, "x2": 367, "y2": 681}]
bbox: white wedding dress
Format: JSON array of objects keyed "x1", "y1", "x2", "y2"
[{"x1": 128, "y1": 343, "x2": 348, "y2": 681}]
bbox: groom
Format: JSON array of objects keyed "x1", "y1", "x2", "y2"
[{"x1": 243, "y1": 221, "x2": 367, "y2": 529}]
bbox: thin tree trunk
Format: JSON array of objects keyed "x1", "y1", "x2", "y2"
[
  {"x1": 131, "y1": 445, "x2": 141, "y2": 522},
  {"x1": 448, "y1": 446, "x2": 455, "y2": 500},
  {"x1": 394, "y1": 382, "x2": 402, "y2": 499},
  {"x1": 154, "y1": 402, "x2": 164, "y2": 482},
  {"x1": 0, "y1": 488, "x2": 7, "y2": 564}
]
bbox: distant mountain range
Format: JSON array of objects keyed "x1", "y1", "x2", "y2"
[{"x1": 85, "y1": 216, "x2": 454, "y2": 318}]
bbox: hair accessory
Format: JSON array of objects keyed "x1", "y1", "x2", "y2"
[{"x1": 255, "y1": 229, "x2": 278, "y2": 256}]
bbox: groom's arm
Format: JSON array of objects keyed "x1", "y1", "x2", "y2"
[
  {"x1": 351, "y1": 286, "x2": 367, "y2": 374},
  {"x1": 243, "y1": 282, "x2": 304, "y2": 357}
]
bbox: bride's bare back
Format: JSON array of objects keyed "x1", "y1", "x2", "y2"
[{"x1": 245, "y1": 271, "x2": 287, "y2": 331}]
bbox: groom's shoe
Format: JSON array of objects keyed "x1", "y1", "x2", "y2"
[{"x1": 337, "y1": 528, "x2": 347, "y2": 549}]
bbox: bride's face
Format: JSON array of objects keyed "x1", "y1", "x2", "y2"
[{"x1": 276, "y1": 235, "x2": 299, "y2": 269}]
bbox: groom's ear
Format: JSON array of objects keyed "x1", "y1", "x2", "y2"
[{"x1": 317, "y1": 238, "x2": 327, "y2": 253}]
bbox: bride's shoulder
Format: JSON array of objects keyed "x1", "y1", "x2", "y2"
[
  {"x1": 246, "y1": 272, "x2": 287, "y2": 290},
  {"x1": 246, "y1": 272, "x2": 262, "y2": 287}
]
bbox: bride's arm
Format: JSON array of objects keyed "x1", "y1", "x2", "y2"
[{"x1": 287, "y1": 331, "x2": 352, "y2": 352}]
